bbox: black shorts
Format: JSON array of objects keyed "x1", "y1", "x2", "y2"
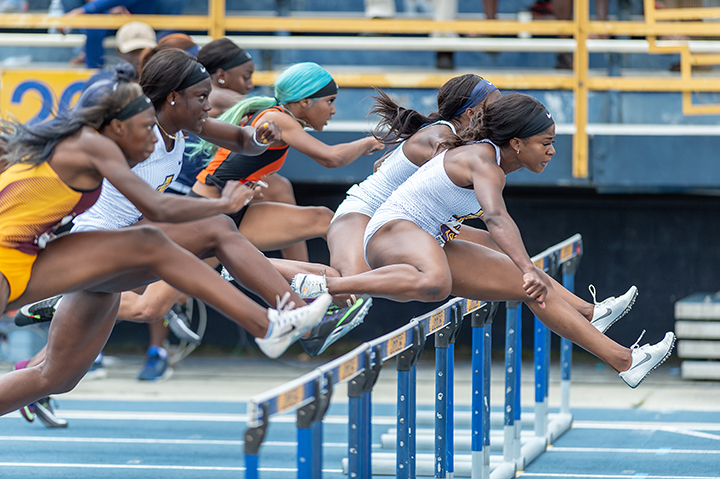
[{"x1": 187, "y1": 189, "x2": 247, "y2": 227}]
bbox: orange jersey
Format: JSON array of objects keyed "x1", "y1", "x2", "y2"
[
  {"x1": 0, "y1": 162, "x2": 101, "y2": 255},
  {"x1": 196, "y1": 106, "x2": 289, "y2": 187}
]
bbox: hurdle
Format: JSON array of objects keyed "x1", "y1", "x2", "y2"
[{"x1": 245, "y1": 233, "x2": 583, "y2": 478}]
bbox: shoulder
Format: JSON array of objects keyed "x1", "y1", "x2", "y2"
[{"x1": 448, "y1": 143, "x2": 500, "y2": 172}]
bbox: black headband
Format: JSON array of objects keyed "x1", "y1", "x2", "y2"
[
  {"x1": 207, "y1": 50, "x2": 252, "y2": 75},
  {"x1": 307, "y1": 79, "x2": 338, "y2": 99},
  {"x1": 177, "y1": 62, "x2": 210, "y2": 91},
  {"x1": 517, "y1": 109, "x2": 554, "y2": 138},
  {"x1": 104, "y1": 94, "x2": 153, "y2": 126}
]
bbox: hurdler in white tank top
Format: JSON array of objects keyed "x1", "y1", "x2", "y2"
[
  {"x1": 71, "y1": 125, "x2": 185, "y2": 232},
  {"x1": 332, "y1": 121, "x2": 456, "y2": 222},
  {"x1": 363, "y1": 139, "x2": 502, "y2": 260}
]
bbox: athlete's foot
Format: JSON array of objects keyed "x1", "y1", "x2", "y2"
[
  {"x1": 14, "y1": 295, "x2": 62, "y2": 326},
  {"x1": 300, "y1": 295, "x2": 373, "y2": 357},
  {"x1": 256, "y1": 293, "x2": 333, "y2": 358},
  {"x1": 589, "y1": 285, "x2": 638, "y2": 333},
  {"x1": 34, "y1": 397, "x2": 68, "y2": 428},
  {"x1": 291, "y1": 273, "x2": 328, "y2": 300},
  {"x1": 618, "y1": 331, "x2": 676, "y2": 388},
  {"x1": 165, "y1": 304, "x2": 201, "y2": 345}
]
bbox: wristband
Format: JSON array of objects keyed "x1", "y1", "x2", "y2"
[{"x1": 251, "y1": 130, "x2": 267, "y2": 148}]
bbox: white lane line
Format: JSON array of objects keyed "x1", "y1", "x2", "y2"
[
  {"x1": 2, "y1": 411, "x2": 397, "y2": 424},
  {"x1": 0, "y1": 462, "x2": 342, "y2": 473},
  {"x1": 549, "y1": 446, "x2": 720, "y2": 455},
  {"x1": 573, "y1": 421, "x2": 720, "y2": 432},
  {"x1": 0, "y1": 435, "x2": 347, "y2": 448},
  {"x1": 519, "y1": 474, "x2": 718, "y2": 479}
]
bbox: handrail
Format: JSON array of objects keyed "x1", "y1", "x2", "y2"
[{"x1": 0, "y1": 0, "x2": 719, "y2": 179}]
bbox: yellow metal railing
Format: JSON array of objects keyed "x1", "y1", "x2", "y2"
[{"x1": 0, "y1": 0, "x2": 719, "y2": 178}]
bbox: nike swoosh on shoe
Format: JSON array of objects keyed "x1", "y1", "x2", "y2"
[
  {"x1": 633, "y1": 352, "x2": 653, "y2": 369},
  {"x1": 594, "y1": 307, "x2": 613, "y2": 321}
]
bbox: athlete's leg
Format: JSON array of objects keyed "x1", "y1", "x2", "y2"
[
  {"x1": 327, "y1": 212, "x2": 373, "y2": 277},
  {"x1": 151, "y1": 215, "x2": 306, "y2": 309},
  {"x1": 265, "y1": 212, "x2": 375, "y2": 283},
  {"x1": 255, "y1": 174, "x2": 310, "y2": 262},
  {"x1": 457, "y1": 226, "x2": 594, "y2": 319},
  {"x1": 317, "y1": 220, "x2": 454, "y2": 303},
  {"x1": 0, "y1": 291, "x2": 119, "y2": 415},
  {"x1": 239, "y1": 202, "x2": 333, "y2": 252},
  {"x1": 9, "y1": 226, "x2": 270, "y2": 338},
  {"x1": 118, "y1": 282, "x2": 182, "y2": 323},
  {"x1": 443, "y1": 239, "x2": 631, "y2": 372}
]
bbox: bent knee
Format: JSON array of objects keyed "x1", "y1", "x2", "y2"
[
  {"x1": 416, "y1": 275, "x2": 452, "y2": 302},
  {"x1": 310, "y1": 206, "x2": 334, "y2": 228}
]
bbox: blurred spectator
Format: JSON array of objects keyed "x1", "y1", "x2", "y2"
[{"x1": 65, "y1": 0, "x2": 158, "y2": 68}]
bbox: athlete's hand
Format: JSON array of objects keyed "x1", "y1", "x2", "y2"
[
  {"x1": 220, "y1": 180, "x2": 257, "y2": 213},
  {"x1": 363, "y1": 137, "x2": 384, "y2": 156},
  {"x1": 523, "y1": 271, "x2": 547, "y2": 308},
  {"x1": 254, "y1": 121, "x2": 282, "y2": 145}
]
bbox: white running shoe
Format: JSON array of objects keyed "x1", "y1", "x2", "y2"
[
  {"x1": 291, "y1": 273, "x2": 329, "y2": 300},
  {"x1": 256, "y1": 292, "x2": 333, "y2": 359},
  {"x1": 619, "y1": 330, "x2": 676, "y2": 388},
  {"x1": 589, "y1": 285, "x2": 638, "y2": 333}
]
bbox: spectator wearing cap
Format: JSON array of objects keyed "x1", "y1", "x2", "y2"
[{"x1": 116, "y1": 21, "x2": 157, "y2": 74}]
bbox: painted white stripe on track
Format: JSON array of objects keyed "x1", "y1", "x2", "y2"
[
  {"x1": 2, "y1": 410, "x2": 397, "y2": 424},
  {"x1": 0, "y1": 435, "x2": 347, "y2": 448},
  {"x1": 574, "y1": 420, "x2": 720, "y2": 432},
  {"x1": 519, "y1": 474, "x2": 718, "y2": 479},
  {"x1": 0, "y1": 463, "x2": 342, "y2": 473},
  {"x1": 549, "y1": 446, "x2": 720, "y2": 455}
]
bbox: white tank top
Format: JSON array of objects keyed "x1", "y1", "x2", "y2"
[
  {"x1": 72, "y1": 125, "x2": 185, "y2": 232},
  {"x1": 364, "y1": 139, "x2": 502, "y2": 248},
  {"x1": 341, "y1": 121, "x2": 456, "y2": 215}
]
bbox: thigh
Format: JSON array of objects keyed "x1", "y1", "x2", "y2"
[
  {"x1": 327, "y1": 212, "x2": 371, "y2": 276},
  {"x1": 367, "y1": 220, "x2": 450, "y2": 276},
  {"x1": 9, "y1": 226, "x2": 167, "y2": 309},
  {"x1": 456, "y1": 225, "x2": 502, "y2": 252},
  {"x1": 140, "y1": 215, "x2": 230, "y2": 258},
  {"x1": 444, "y1": 239, "x2": 529, "y2": 302},
  {"x1": 255, "y1": 174, "x2": 296, "y2": 204},
  {"x1": 239, "y1": 202, "x2": 332, "y2": 251}
]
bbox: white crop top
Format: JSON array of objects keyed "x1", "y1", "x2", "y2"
[
  {"x1": 72, "y1": 125, "x2": 185, "y2": 232},
  {"x1": 339, "y1": 120, "x2": 456, "y2": 217},
  {"x1": 364, "y1": 139, "x2": 502, "y2": 252}
]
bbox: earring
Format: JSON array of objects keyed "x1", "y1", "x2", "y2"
[
  {"x1": 170, "y1": 100, "x2": 175, "y2": 106},
  {"x1": 218, "y1": 78, "x2": 225, "y2": 85},
  {"x1": 516, "y1": 149, "x2": 520, "y2": 154}
]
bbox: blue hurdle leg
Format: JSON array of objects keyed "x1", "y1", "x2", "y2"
[
  {"x1": 298, "y1": 426, "x2": 313, "y2": 479},
  {"x1": 410, "y1": 365, "x2": 417, "y2": 479},
  {"x1": 503, "y1": 302, "x2": 520, "y2": 465},
  {"x1": 245, "y1": 454, "x2": 259, "y2": 479},
  {"x1": 483, "y1": 322, "x2": 492, "y2": 479},
  {"x1": 514, "y1": 306, "x2": 523, "y2": 465},
  {"x1": 448, "y1": 342, "x2": 455, "y2": 479},
  {"x1": 471, "y1": 325, "x2": 484, "y2": 479},
  {"x1": 435, "y1": 345, "x2": 448, "y2": 479},
  {"x1": 312, "y1": 420, "x2": 323, "y2": 479},
  {"x1": 361, "y1": 392, "x2": 372, "y2": 477},
  {"x1": 534, "y1": 316, "x2": 548, "y2": 437},
  {"x1": 348, "y1": 396, "x2": 362, "y2": 478},
  {"x1": 397, "y1": 368, "x2": 411, "y2": 479}
]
